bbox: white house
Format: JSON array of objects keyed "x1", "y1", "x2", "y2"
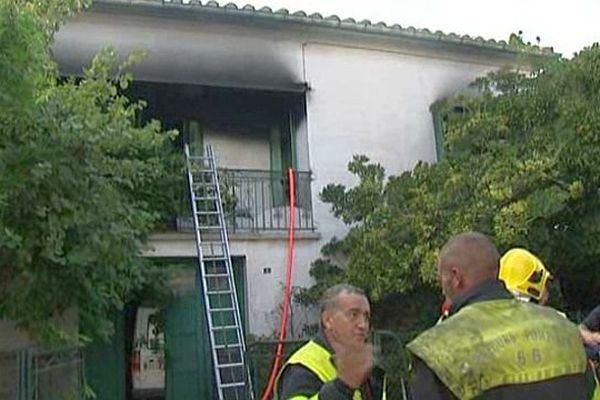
[
  {"x1": 13, "y1": 1, "x2": 549, "y2": 398},
  {"x1": 54, "y1": 0, "x2": 551, "y2": 337}
]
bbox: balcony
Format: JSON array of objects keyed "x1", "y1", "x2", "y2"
[{"x1": 177, "y1": 169, "x2": 314, "y2": 233}]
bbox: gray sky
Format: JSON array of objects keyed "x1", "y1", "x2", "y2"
[{"x1": 232, "y1": 0, "x2": 600, "y2": 57}]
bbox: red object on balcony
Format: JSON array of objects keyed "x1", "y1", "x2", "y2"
[{"x1": 131, "y1": 350, "x2": 141, "y2": 373}]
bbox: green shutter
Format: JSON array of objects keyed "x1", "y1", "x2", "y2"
[
  {"x1": 270, "y1": 126, "x2": 284, "y2": 207},
  {"x1": 231, "y1": 257, "x2": 247, "y2": 336},
  {"x1": 430, "y1": 102, "x2": 445, "y2": 161},
  {"x1": 186, "y1": 120, "x2": 204, "y2": 157},
  {"x1": 287, "y1": 110, "x2": 297, "y2": 170},
  {"x1": 84, "y1": 313, "x2": 126, "y2": 400},
  {"x1": 165, "y1": 287, "x2": 213, "y2": 400},
  {"x1": 281, "y1": 110, "x2": 298, "y2": 170}
]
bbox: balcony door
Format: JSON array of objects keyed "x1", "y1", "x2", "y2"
[
  {"x1": 269, "y1": 115, "x2": 296, "y2": 208},
  {"x1": 185, "y1": 120, "x2": 204, "y2": 157}
]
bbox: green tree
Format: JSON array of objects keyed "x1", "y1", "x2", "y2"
[
  {"x1": 0, "y1": 0, "x2": 180, "y2": 342},
  {"x1": 305, "y1": 43, "x2": 600, "y2": 319}
]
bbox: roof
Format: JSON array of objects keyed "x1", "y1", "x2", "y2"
[{"x1": 94, "y1": 0, "x2": 554, "y2": 57}]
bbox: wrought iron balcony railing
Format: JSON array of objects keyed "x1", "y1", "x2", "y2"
[{"x1": 177, "y1": 169, "x2": 314, "y2": 232}]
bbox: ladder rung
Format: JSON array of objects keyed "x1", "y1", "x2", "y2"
[
  {"x1": 195, "y1": 196, "x2": 218, "y2": 201},
  {"x1": 208, "y1": 290, "x2": 233, "y2": 295},
  {"x1": 205, "y1": 270, "x2": 227, "y2": 276},
  {"x1": 212, "y1": 325, "x2": 239, "y2": 331},
  {"x1": 192, "y1": 173, "x2": 215, "y2": 177},
  {"x1": 216, "y1": 347, "x2": 242, "y2": 355},
  {"x1": 199, "y1": 225, "x2": 221, "y2": 230},
  {"x1": 218, "y1": 362, "x2": 244, "y2": 368},
  {"x1": 191, "y1": 168, "x2": 212, "y2": 172},
  {"x1": 200, "y1": 245, "x2": 224, "y2": 251},
  {"x1": 214, "y1": 344, "x2": 241, "y2": 350},
  {"x1": 196, "y1": 211, "x2": 220, "y2": 215},
  {"x1": 205, "y1": 273, "x2": 230, "y2": 278},
  {"x1": 219, "y1": 382, "x2": 246, "y2": 388},
  {"x1": 193, "y1": 181, "x2": 217, "y2": 185},
  {"x1": 210, "y1": 307, "x2": 235, "y2": 313},
  {"x1": 203, "y1": 256, "x2": 227, "y2": 261}
]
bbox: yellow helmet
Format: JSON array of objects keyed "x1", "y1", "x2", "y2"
[{"x1": 499, "y1": 248, "x2": 552, "y2": 301}]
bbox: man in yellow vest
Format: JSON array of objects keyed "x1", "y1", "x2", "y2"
[
  {"x1": 407, "y1": 231, "x2": 598, "y2": 399},
  {"x1": 500, "y1": 247, "x2": 600, "y2": 380},
  {"x1": 275, "y1": 284, "x2": 386, "y2": 399}
]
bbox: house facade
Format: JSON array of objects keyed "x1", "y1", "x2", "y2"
[
  {"x1": 53, "y1": 0, "x2": 550, "y2": 337},
  {"x1": 9, "y1": 1, "x2": 548, "y2": 398}
]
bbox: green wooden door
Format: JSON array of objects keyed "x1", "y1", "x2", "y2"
[
  {"x1": 231, "y1": 257, "x2": 247, "y2": 336},
  {"x1": 165, "y1": 259, "x2": 247, "y2": 400},
  {"x1": 84, "y1": 313, "x2": 126, "y2": 400},
  {"x1": 270, "y1": 125, "x2": 285, "y2": 207},
  {"x1": 186, "y1": 120, "x2": 204, "y2": 157},
  {"x1": 165, "y1": 288, "x2": 213, "y2": 400},
  {"x1": 270, "y1": 119, "x2": 297, "y2": 208}
]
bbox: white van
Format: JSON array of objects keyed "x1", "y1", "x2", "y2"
[{"x1": 131, "y1": 307, "x2": 165, "y2": 399}]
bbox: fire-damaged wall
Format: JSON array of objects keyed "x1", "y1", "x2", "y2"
[
  {"x1": 54, "y1": 2, "x2": 525, "y2": 337},
  {"x1": 53, "y1": 10, "x2": 306, "y2": 92}
]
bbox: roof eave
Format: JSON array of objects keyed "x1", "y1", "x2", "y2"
[{"x1": 89, "y1": 0, "x2": 557, "y2": 59}]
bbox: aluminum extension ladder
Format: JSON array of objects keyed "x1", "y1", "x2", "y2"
[{"x1": 185, "y1": 144, "x2": 253, "y2": 400}]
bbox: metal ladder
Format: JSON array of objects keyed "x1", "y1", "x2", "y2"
[{"x1": 185, "y1": 144, "x2": 253, "y2": 400}]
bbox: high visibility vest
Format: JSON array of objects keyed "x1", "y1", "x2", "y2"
[
  {"x1": 588, "y1": 360, "x2": 600, "y2": 400},
  {"x1": 407, "y1": 299, "x2": 589, "y2": 400},
  {"x1": 275, "y1": 340, "x2": 386, "y2": 400}
]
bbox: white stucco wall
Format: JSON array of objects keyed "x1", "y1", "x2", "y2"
[
  {"x1": 204, "y1": 129, "x2": 271, "y2": 170},
  {"x1": 303, "y1": 43, "x2": 496, "y2": 240},
  {"x1": 145, "y1": 233, "x2": 319, "y2": 336},
  {"x1": 56, "y1": 9, "x2": 515, "y2": 336}
]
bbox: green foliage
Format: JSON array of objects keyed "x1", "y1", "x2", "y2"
[
  {"x1": 0, "y1": 1, "x2": 180, "y2": 343},
  {"x1": 21, "y1": 0, "x2": 90, "y2": 38},
  {"x1": 295, "y1": 258, "x2": 345, "y2": 306},
  {"x1": 309, "y1": 43, "x2": 600, "y2": 316},
  {"x1": 0, "y1": 0, "x2": 48, "y2": 115},
  {"x1": 508, "y1": 30, "x2": 543, "y2": 51}
]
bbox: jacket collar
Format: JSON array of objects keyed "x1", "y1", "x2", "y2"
[{"x1": 450, "y1": 279, "x2": 513, "y2": 315}]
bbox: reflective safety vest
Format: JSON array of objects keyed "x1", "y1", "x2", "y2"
[
  {"x1": 588, "y1": 360, "x2": 600, "y2": 400},
  {"x1": 407, "y1": 299, "x2": 590, "y2": 400},
  {"x1": 275, "y1": 340, "x2": 387, "y2": 400}
]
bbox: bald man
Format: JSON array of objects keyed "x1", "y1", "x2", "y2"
[{"x1": 407, "y1": 231, "x2": 598, "y2": 400}]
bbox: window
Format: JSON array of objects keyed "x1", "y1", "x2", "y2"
[{"x1": 430, "y1": 101, "x2": 469, "y2": 161}]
